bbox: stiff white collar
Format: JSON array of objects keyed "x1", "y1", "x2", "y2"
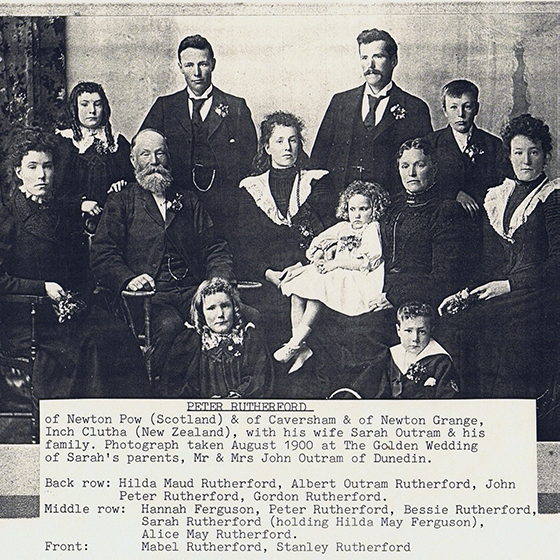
[
  {"x1": 484, "y1": 176, "x2": 560, "y2": 242},
  {"x1": 451, "y1": 126, "x2": 473, "y2": 153},
  {"x1": 390, "y1": 339, "x2": 450, "y2": 375},
  {"x1": 239, "y1": 169, "x2": 328, "y2": 226},
  {"x1": 362, "y1": 80, "x2": 393, "y2": 124}
]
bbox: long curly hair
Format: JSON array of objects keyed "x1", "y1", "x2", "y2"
[
  {"x1": 335, "y1": 180, "x2": 390, "y2": 221},
  {"x1": 67, "y1": 81, "x2": 115, "y2": 148},
  {"x1": 190, "y1": 278, "x2": 243, "y2": 333},
  {"x1": 501, "y1": 113, "x2": 552, "y2": 157},
  {"x1": 252, "y1": 111, "x2": 310, "y2": 174}
]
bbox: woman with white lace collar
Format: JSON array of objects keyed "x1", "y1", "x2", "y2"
[
  {"x1": 439, "y1": 114, "x2": 560, "y2": 401},
  {"x1": 236, "y1": 111, "x2": 332, "y2": 367}
]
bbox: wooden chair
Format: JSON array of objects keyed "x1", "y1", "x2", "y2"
[
  {"x1": 0, "y1": 294, "x2": 48, "y2": 443},
  {"x1": 120, "y1": 290, "x2": 156, "y2": 384}
]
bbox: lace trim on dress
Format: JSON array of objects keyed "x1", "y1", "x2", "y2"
[
  {"x1": 484, "y1": 177, "x2": 560, "y2": 242},
  {"x1": 239, "y1": 169, "x2": 328, "y2": 226}
]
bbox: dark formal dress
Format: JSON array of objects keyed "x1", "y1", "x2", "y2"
[
  {"x1": 236, "y1": 168, "x2": 329, "y2": 352},
  {"x1": 449, "y1": 175, "x2": 560, "y2": 400},
  {"x1": 383, "y1": 187, "x2": 474, "y2": 308},
  {"x1": 140, "y1": 87, "x2": 257, "y2": 253},
  {"x1": 311, "y1": 83, "x2": 433, "y2": 200},
  {"x1": 162, "y1": 321, "x2": 274, "y2": 399},
  {"x1": 90, "y1": 183, "x2": 235, "y2": 382},
  {"x1": 0, "y1": 189, "x2": 148, "y2": 399}
]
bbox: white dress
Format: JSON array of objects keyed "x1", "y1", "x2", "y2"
[{"x1": 280, "y1": 220, "x2": 386, "y2": 316}]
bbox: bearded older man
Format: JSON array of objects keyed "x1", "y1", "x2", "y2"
[{"x1": 90, "y1": 129, "x2": 235, "y2": 384}]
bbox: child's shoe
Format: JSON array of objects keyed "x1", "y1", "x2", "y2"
[
  {"x1": 274, "y1": 342, "x2": 303, "y2": 363},
  {"x1": 265, "y1": 269, "x2": 283, "y2": 287},
  {"x1": 288, "y1": 345, "x2": 313, "y2": 374}
]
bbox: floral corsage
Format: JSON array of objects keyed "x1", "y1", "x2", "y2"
[
  {"x1": 215, "y1": 104, "x2": 229, "y2": 118},
  {"x1": 390, "y1": 104, "x2": 407, "y2": 120},
  {"x1": 165, "y1": 193, "x2": 184, "y2": 212},
  {"x1": 464, "y1": 142, "x2": 485, "y2": 163},
  {"x1": 52, "y1": 292, "x2": 87, "y2": 323},
  {"x1": 404, "y1": 362, "x2": 427, "y2": 384}
]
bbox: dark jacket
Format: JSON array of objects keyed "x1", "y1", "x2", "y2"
[
  {"x1": 423, "y1": 125, "x2": 507, "y2": 203},
  {"x1": 90, "y1": 184, "x2": 234, "y2": 297},
  {"x1": 140, "y1": 87, "x2": 257, "y2": 242},
  {"x1": 0, "y1": 189, "x2": 87, "y2": 297},
  {"x1": 310, "y1": 83, "x2": 432, "y2": 198}
]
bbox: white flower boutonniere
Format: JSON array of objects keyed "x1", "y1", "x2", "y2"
[
  {"x1": 215, "y1": 104, "x2": 229, "y2": 118},
  {"x1": 390, "y1": 104, "x2": 407, "y2": 120},
  {"x1": 166, "y1": 193, "x2": 184, "y2": 212}
]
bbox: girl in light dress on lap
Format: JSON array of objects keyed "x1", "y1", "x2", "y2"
[{"x1": 266, "y1": 180, "x2": 392, "y2": 372}]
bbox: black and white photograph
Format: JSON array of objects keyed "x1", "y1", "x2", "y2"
[{"x1": 0, "y1": 1, "x2": 559, "y2": 557}]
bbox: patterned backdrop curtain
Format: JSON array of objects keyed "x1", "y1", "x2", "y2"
[{"x1": 0, "y1": 17, "x2": 66, "y2": 202}]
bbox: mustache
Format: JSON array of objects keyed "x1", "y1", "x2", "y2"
[
  {"x1": 135, "y1": 163, "x2": 173, "y2": 193},
  {"x1": 364, "y1": 68, "x2": 382, "y2": 76}
]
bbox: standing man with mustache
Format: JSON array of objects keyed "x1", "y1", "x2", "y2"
[
  {"x1": 140, "y1": 35, "x2": 257, "y2": 253},
  {"x1": 311, "y1": 28, "x2": 433, "y2": 201},
  {"x1": 90, "y1": 129, "x2": 235, "y2": 386}
]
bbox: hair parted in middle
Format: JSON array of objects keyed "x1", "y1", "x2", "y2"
[
  {"x1": 67, "y1": 81, "x2": 115, "y2": 147},
  {"x1": 252, "y1": 110, "x2": 310, "y2": 174},
  {"x1": 356, "y1": 28, "x2": 398, "y2": 58},
  {"x1": 189, "y1": 277, "x2": 243, "y2": 333},
  {"x1": 335, "y1": 180, "x2": 390, "y2": 221},
  {"x1": 396, "y1": 137, "x2": 438, "y2": 167}
]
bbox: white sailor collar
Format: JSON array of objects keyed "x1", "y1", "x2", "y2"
[
  {"x1": 390, "y1": 339, "x2": 450, "y2": 375},
  {"x1": 484, "y1": 176, "x2": 560, "y2": 242},
  {"x1": 239, "y1": 169, "x2": 328, "y2": 226}
]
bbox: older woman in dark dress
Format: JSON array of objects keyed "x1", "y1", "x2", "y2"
[
  {"x1": 0, "y1": 129, "x2": 148, "y2": 399},
  {"x1": 439, "y1": 114, "x2": 560, "y2": 402},
  {"x1": 383, "y1": 138, "x2": 473, "y2": 309}
]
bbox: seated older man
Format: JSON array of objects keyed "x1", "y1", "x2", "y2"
[{"x1": 90, "y1": 129, "x2": 235, "y2": 388}]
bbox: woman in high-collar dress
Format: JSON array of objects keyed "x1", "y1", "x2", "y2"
[
  {"x1": 0, "y1": 128, "x2": 148, "y2": 399},
  {"x1": 439, "y1": 114, "x2": 560, "y2": 402},
  {"x1": 236, "y1": 111, "x2": 332, "y2": 356}
]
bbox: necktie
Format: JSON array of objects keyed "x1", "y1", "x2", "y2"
[
  {"x1": 364, "y1": 94, "x2": 383, "y2": 130},
  {"x1": 191, "y1": 98, "x2": 206, "y2": 127}
]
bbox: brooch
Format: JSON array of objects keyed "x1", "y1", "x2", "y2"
[
  {"x1": 390, "y1": 104, "x2": 407, "y2": 120},
  {"x1": 166, "y1": 193, "x2": 184, "y2": 212},
  {"x1": 215, "y1": 104, "x2": 229, "y2": 118}
]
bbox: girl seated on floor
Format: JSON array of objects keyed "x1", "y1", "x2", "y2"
[
  {"x1": 163, "y1": 278, "x2": 274, "y2": 398},
  {"x1": 265, "y1": 180, "x2": 391, "y2": 373}
]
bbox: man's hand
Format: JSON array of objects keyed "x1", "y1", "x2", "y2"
[
  {"x1": 470, "y1": 280, "x2": 510, "y2": 301},
  {"x1": 81, "y1": 200, "x2": 102, "y2": 216},
  {"x1": 126, "y1": 274, "x2": 156, "y2": 292},
  {"x1": 456, "y1": 190, "x2": 479, "y2": 218},
  {"x1": 108, "y1": 180, "x2": 127, "y2": 193},
  {"x1": 45, "y1": 282, "x2": 66, "y2": 301}
]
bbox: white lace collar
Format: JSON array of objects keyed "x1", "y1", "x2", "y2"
[
  {"x1": 239, "y1": 169, "x2": 328, "y2": 226},
  {"x1": 484, "y1": 176, "x2": 560, "y2": 242},
  {"x1": 57, "y1": 127, "x2": 117, "y2": 154}
]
